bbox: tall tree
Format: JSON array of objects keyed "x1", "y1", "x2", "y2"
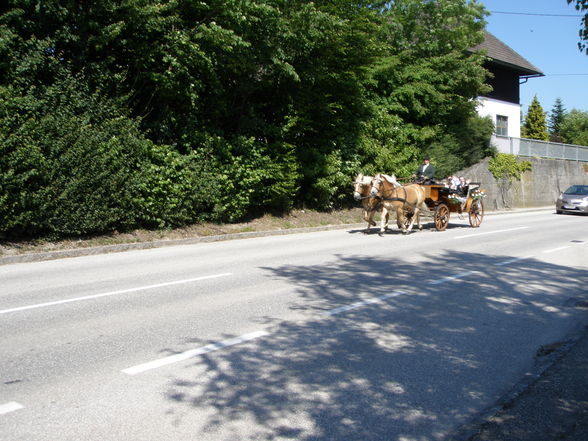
[
  {"x1": 548, "y1": 97, "x2": 567, "y2": 142},
  {"x1": 521, "y1": 96, "x2": 549, "y2": 141},
  {"x1": 567, "y1": 0, "x2": 588, "y2": 54},
  {"x1": 365, "y1": 0, "x2": 491, "y2": 177},
  {"x1": 560, "y1": 109, "x2": 588, "y2": 146}
]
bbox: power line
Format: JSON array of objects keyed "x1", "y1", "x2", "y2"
[{"x1": 490, "y1": 10, "x2": 583, "y2": 18}]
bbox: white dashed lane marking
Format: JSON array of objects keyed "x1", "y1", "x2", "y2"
[
  {"x1": 429, "y1": 271, "x2": 480, "y2": 285},
  {"x1": 122, "y1": 330, "x2": 269, "y2": 375},
  {"x1": 0, "y1": 273, "x2": 233, "y2": 315},
  {"x1": 494, "y1": 256, "x2": 532, "y2": 266},
  {"x1": 323, "y1": 291, "x2": 408, "y2": 316},
  {"x1": 542, "y1": 246, "x2": 570, "y2": 254},
  {"x1": 0, "y1": 402, "x2": 24, "y2": 415},
  {"x1": 455, "y1": 226, "x2": 529, "y2": 239}
]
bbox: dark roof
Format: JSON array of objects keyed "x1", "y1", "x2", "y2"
[{"x1": 471, "y1": 31, "x2": 544, "y2": 77}]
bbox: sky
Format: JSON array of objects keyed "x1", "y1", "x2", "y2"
[{"x1": 481, "y1": 0, "x2": 588, "y2": 114}]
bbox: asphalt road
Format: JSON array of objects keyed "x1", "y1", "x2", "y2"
[{"x1": 1, "y1": 210, "x2": 587, "y2": 441}]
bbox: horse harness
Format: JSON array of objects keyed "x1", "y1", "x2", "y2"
[{"x1": 373, "y1": 182, "x2": 419, "y2": 210}]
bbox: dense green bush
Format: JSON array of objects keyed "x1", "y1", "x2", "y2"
[
  {"x1": 1, "y1": 77, "x2": 149, "y2": 238},
  {"x1": 206, "y1": 136, "x2": 300, "y2": 221},
  {"x1": 135, "y1": 145, "x2": 218, "y2": 229},
  {"x1": 0, "y1": 0, "x2": 496, "y2": 240}
]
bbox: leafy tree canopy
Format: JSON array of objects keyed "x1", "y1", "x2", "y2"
[
  {"x1": 567, "y1": 0, "x2": 588, "y2": 54},
  {"x1": 0, "y1": 0, "x2": 496, "y2": 238},
  {"x1": 560, "y1": 109, "x2": 588, "y2": 146}
]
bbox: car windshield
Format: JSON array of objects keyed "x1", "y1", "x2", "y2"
[{"x1": 564, "y1": 185, "x2": 588, "y2": 195}]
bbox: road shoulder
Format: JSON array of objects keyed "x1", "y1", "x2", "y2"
[{"x1": 451, "y1": 323, "x2": 588, "y2": 441}]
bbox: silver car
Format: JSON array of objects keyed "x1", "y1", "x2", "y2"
[{"x1": 556, "y1": 185, "x2": 588, "y2": 214}]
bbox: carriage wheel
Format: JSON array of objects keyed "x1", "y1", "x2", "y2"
[
  {"x1": 469, "y1": 199, "x2": 484, "y2": 227},
  {"x1": 434, "y1": 204, "x2": 450, "y2": 231}
]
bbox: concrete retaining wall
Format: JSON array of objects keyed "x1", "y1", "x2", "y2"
[{"x1": 457, "y1": 157, "x2": 588, "y2": 211}]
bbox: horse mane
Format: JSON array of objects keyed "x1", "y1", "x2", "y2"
[
  {"x1": 380, "y1": 174, "x2": 401, "y2": 187},
  {"x1": 355, "y1": 173, "x2": 373, "y2": 185}
]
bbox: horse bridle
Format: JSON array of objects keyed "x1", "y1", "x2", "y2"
[{"x1": 353, "y1": 180, "x2": 374, "y2": 200}]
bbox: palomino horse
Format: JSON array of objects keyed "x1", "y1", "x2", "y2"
[
  {"x1": 353, "y1": 174, "x2": 381, "y2": 231},
  {"x1": 353, "y1": 173, "x2": 396, "y2": 232},
  {"x1": 369, "y1": 174, "x2": 427, "y2": 235}
]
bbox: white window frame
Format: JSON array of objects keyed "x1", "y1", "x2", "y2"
[{"x1": 496, "y1": 115, "x2": 508, "y2": 137}]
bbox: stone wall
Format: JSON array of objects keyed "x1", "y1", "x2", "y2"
[{"x1": 457, "y1": 158, "x2": 588, "y2": 211}]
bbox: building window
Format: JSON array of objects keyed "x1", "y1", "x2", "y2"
[{"x1": 496, "y1": 115, "x2": 508, "y2": 137}]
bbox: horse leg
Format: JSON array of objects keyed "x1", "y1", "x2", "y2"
[
  {"x1": 394, "y1": 204, "x2": 405, "y2": 230},
  {"x1": 397, "y1": 206, "x2": 407, "y2": 234},
  {"x1": 362, "y1": 208, "x2": 369, "y2": 223},
  {"x1": 362, "y1": 208, "x2": 375, "y2": 233},
  {"x1": 405, "y1": 207, "x2": 419, "y2": 234},
  {"x1": 378, "y1": 206, "x2": 389, "y2": 236},
  {"x1": 369, "y1": 211, "x2": 378, "y2": 232},
  {"x1": 362, "y1": 210, "x2": 369, "y2": 233},
  {"x1": 401, "y1": 208, "x2": 413, "y2": 231},
  {"x1": 417, "y1": 202, "x2": 427, "y2": 230}
]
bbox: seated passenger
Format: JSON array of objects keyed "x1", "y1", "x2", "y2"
[
  {"x1": 447, "y1": 175, "x2": 460, "y2": 190},
  {"x1": 457, "y1": 176, "x2": 469, "y2": 195}
]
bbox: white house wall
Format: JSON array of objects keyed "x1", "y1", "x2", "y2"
[{"x1": 476, "y1": 96, "x2": 521, "y2": 138}]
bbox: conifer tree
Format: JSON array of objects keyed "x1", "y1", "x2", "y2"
[
  {"x1": 521, "y1": 96, "x2": 549, "y2": 141},
  {"x1": 548, "y1": 98, "x2": 567, "y2": 142}
]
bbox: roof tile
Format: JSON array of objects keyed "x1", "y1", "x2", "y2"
[{"x1": 471, "y1": 31, "x2": 543, "y2": 76}]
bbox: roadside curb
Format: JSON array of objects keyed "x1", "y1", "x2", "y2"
[
  {"x1": 0, "y1": 206, "x2": 554, "y2": 266},
  {"x1": 0, "y1": 223, "x2": 367, "y2": 266}
]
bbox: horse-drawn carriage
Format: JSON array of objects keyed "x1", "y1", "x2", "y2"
[
  {"x1": 353, "y1": 173, "x2": 485, "y2": 234},
  {"x1": 419, "y1": 182, "x2": 485, "y2": 231}
]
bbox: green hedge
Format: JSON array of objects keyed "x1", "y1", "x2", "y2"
[{"x1": 0, "y1": 77, "x2": 303, "y2": 238}]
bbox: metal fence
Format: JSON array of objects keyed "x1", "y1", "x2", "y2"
[{"x1": 492, "y1": 135, "x2": 588, "y2": 162}]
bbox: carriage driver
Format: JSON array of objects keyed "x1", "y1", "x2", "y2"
[{"x1": 413, "y1": 156, "x2": 436, "y2": 184}]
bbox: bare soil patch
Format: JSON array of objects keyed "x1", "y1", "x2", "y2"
[{"x1": 0, "y1": 208, "x2": 368, "y2": 256}]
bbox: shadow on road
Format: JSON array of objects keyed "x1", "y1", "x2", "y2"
[{"x1": 162, "y1": 250, "x2": 588, "y2": 440}]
